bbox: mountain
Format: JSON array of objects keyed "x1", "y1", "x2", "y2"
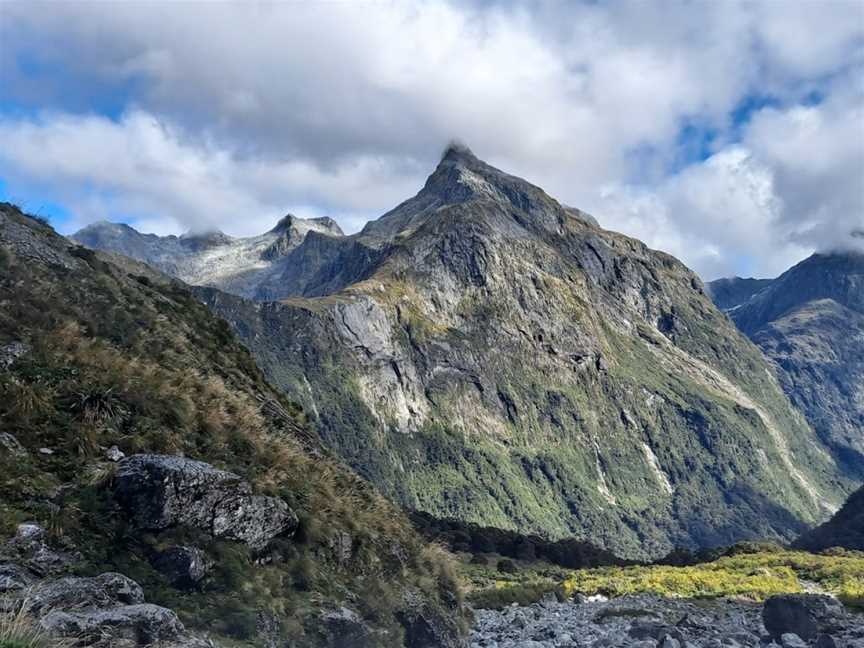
[
  {"x1": 74, "y1": 146, "x2": 853, "y2": 560},
  {"x1": 708, "y1": 252, "x2": 864, "y2": 479},
  {"x1": 705, "y1": 277, "x2": 774, "y2": 311},
  {"x1": 73, "y1": 214, "x2": 345, "y2": 300},
  {"x1": 0, "y1": 204, "x2": 466, "y2": 647},
  {"x1": 794, "y1": 485, "x2": 864, "y2": 552}
]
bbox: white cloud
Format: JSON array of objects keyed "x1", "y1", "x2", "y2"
[{"x1": 0, "y1": 0, "x2": 861, "y2": 277}]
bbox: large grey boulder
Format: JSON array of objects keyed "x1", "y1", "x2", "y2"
[
  {"x1": 762, "y1": 594, "x2": 847, "y2": 641},
  {"x1": 113, "y1": 455, "x2": 297, "y2": 550},
  {"x1": 40, "y1": 603, "x2": 184, "y2": 644},
  {"x1": 28, "y1": 572, "x2": 144, "y2": 614}
]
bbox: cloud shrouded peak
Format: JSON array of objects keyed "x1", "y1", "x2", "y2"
[{"x1": 0, "y1": 0, "x2": 861, "y2": 279}]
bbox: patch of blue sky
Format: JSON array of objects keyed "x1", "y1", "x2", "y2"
[
  {"x1": 2, "y1": 51, "x2": 139, "y2": 121},
  {"x1": 0, "y1": 177, "x2": 76, "y2": 231}
]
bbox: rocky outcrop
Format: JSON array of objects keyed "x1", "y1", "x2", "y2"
[
  {"x1": 113, "y1": 454, "x2": 298, "y2": 550},
  {"x1": 40, "y1": 604, "x2": 185, "y2": 644},
  {"x1": 0, "y1": 524, "x2": 212, "y2": 647}
]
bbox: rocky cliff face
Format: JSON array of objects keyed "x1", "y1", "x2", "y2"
[
  {"x1": 709, "y1": 253, "x2": 864, "y2": 480},
  {"x1": 75, "y1": 147, "x2": 854, "y2": 559},
  {"x1": 0, "y1": 204, "x2": 466, "y2": 647}
]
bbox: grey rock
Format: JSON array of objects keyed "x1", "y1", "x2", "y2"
[
  {"x1": 113, "y1": 454, "x2": 297, "y2": 550},
  {"x1": 763, "y1": 594, "x2": 846, "y2": 641},
  {"x1": 151, "y1": 546, "x2": 210, "y2": 589},
  {"x1": 0, "y1": 432, "x2": 26, "y2": 456},
  {"x1": 310, "y1": 606, "x2": 375, "y2": 648},
  {"x1": 40, "y1": 603, "x2": 184, "y2": 644},
  {"x1": 38, "y1": 447, "x2": 54, "y2": 455},
  {"x1": 781, "y1": 634, "x2": 808, "y2": 648},
  {"x1": 28, "y1": 572, "x2": 144, "y2": 614},
  {"x1": 2, "y1": 523, "x2": 79, "y2": 576},
  {"x1": 0, "y1": 563, "x2": 34, "y2": 592},
  {"x1": 106, "y1": 445, "x2": 126, "y2": 462},
  {"x1": 0, "y1": 341, "x2": 30, "y2": 369},
  {"x1": 815, "y1": 635, "x2": 838, "y2": 648}
]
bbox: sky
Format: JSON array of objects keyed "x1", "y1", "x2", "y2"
[{"x1": 0, "y1": 1, "x2": 862, "y2": 280}]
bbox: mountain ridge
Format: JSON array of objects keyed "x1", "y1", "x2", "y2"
[
  {"x1": 708, "y1": 251, "x2": 864, "y2": 480},
  {"x1": 73, "y1": 149, "x2": 853, "y2": 559}
]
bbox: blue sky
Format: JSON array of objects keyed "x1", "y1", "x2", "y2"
[{"x1": 1, "y1": 0, "x2": 862, "y2": 279}]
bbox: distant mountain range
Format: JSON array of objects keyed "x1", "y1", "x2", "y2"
[
  {"x1": 708, "y1": 252, "x2": 864, "y2": 480},
  {"x1": 73, "y1": 145, "x2": 855, "y2": 559}
]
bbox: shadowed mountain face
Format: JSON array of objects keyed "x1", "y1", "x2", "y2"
[
  {"x1": 709, "y1": 253, "x2": 864, "y2": 479},
  {"x1": 75, "y1": 146, "x2": 853, "y2": 559},
  {"x1": 794, "y1": 485, "x2": 864, "y2": 552}
]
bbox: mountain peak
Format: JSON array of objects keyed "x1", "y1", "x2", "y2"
[{"x1": 439, "y1": 141, "x2": 479, "y2": 166}]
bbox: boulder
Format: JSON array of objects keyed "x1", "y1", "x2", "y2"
[
  {"x1": 763, "y1": 594, "x2": 846, "y2": 641},
  {"x1": 113, "y1": 454, "x2": 297, "y2": 550},
  {"x1": 0, "y1": 432, "x2": 26, "y2": 456},
  {"x1": 2, "y1": 522, "x2": 79, "y2": 575},
  {"x1": 0, "y1": 563, "x2": 34, "y2": 592},
  {"x1": 40, "y1": 603, "x2": 184, "y2": 644},
  {"x1": 0, "y1": 340, "x2": 30, "y2": 369},
  {"x1": 151, "y1": 546, "x2": 210, "y2": 589},
  {"x1": 396, "y1": 588, "x2": 466, "y2": 648},
  {"x1": 28, "y1": 572, "x2": 144, "y2": 614},
  {"x1": 309, "y1": 606, "x2": 376, "y2": 648}
]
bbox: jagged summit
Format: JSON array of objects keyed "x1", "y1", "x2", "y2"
[
  {"x1": 270, "y1": 213, "x2": 344, "y2": 237},
  {"x1": 360, "y1": 143, "x2": 565, "y2": 243}
]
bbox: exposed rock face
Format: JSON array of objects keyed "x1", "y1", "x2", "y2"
[
  {"x1": 72, "y1": 214, "x2": 345, "y2": 299},
  {"x1": 709, "y1": 253, "x2": 864, "y2": 480},
  {"x1": 113, "y1": 454, "x2": 298, "y2": 550},
  {"x1": 189, "y1": 148, "x2": 849, "y2": 559},
  {"x1": 794, "y1": 486, "x2": 864, "y2": 551}
]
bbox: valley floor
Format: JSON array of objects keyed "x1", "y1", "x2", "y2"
[{"x1": 470, "y1": 594, "x2": 864, "y2": 648}]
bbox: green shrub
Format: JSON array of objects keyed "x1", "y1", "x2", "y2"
[{"x1": 497, "y1": 559, "x2": 517, "y2": 574}]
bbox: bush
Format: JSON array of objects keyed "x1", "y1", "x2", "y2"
[
  {"x1": 469, "y1": 581, "x2": 560, "y2": 610},
  {"x1": 497, "y1": 559, "x2": 517, "y2": 574},
  {"x1": 469, "y1": 554, "x2": 488, "y2": 566}
]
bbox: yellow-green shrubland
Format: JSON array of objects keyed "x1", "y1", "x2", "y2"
[{"x1": 560, "y1": 550, "x2": 864, "y2": 607}]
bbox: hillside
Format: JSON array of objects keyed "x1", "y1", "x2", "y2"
[
  {"x1": 794, "y1": 485, "x2": 864, "y2": 552},
  {"x1": 76, "y1": 146, "x2": 853, "y2": 560},
  {"x1": 0, "y1": 204, "x2": 466, "y2": 647},
  {"x1": 709, "y1": 253, "x2": 864, "y2": 479}
]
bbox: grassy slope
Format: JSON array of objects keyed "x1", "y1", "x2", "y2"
[{"x1": 0, "y1": 205, "x2": 466, "y2": 647}]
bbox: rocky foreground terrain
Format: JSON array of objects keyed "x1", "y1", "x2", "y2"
[{"x1": 470, "y1": 594, "x2": 864, "y2": 648}]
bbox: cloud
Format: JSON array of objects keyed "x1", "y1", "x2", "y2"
[
  {"x1": 0, "y1": 110, "x2": 423, "y2": 235},
  {"x1": 0, "y1": 0, "x2": 861, "y2": 277}
]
